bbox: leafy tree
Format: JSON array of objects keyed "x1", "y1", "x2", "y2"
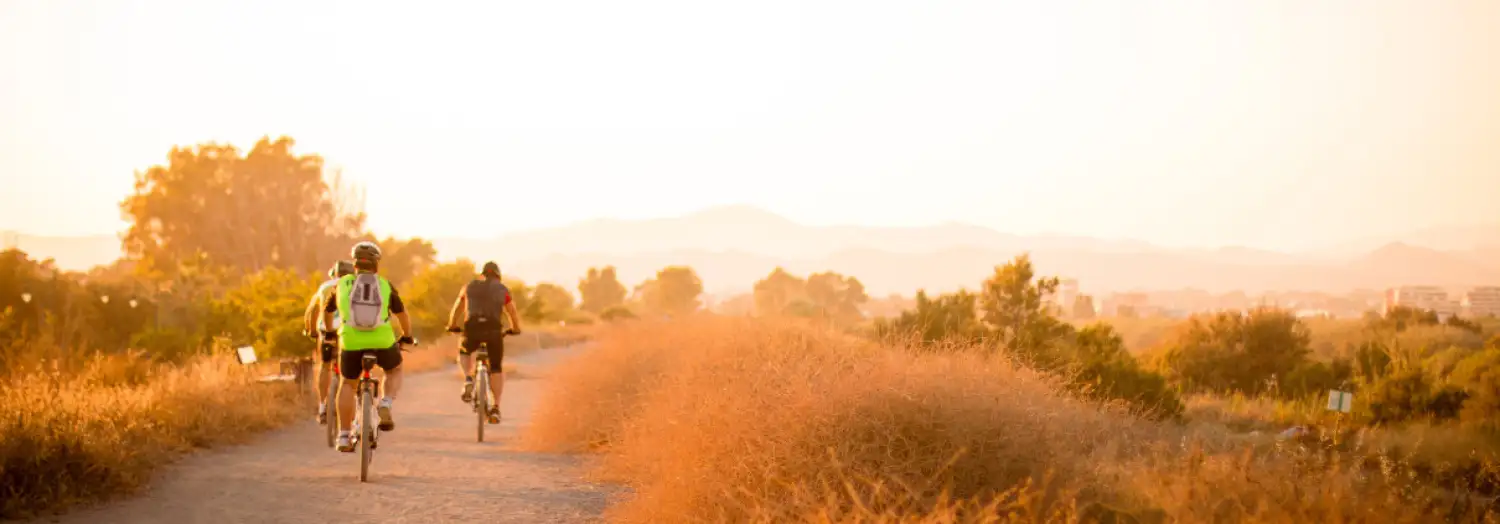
[
  {"x1": 577, "y1": 266, "x2": 627, "y2": 314},
  {"x1": 635, "y1": 266, "x2": 703, "y2": 316},
  {"x1": 752, "y1": 267, "x2": 806, "y2": 316},
  {"x1": 207, "y1": 268, "x2": 320, "y2": 359},
  {"x1": 805, "y1": 271, "x2": 869, "y2": 324},
  {"x1": 371, "y1": 236, "x2": 437, "y2": 287},
  {"x1": 873, "y1": 289, "x2": 984, "y2": 344},
  {"x1": 979, "y1": 254, "x2": 1070, "y2": 364},
  {"x1": 503, "y1": 278, "x2": 545, "y2": 324},
  {"x1": 120, "y1": 136, "x2": 365, "y2": 278},
  {"x1": 532, "y1": 283, "x2": 576, "y2": 320},
  {"x1": 1153, "y1": 307, "x2": 1312, "y2": 394},
  {"x1": 405, "y1": 259, "x2": 477, "y2": 339},
  {"x1": 1062, "y1": 323, "x2": 1183, "y2": 420}
]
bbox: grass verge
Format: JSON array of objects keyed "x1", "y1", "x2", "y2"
[
  {"x1": 522, "y1": 317, "x2": 1499, "y2": 523},
  {"x1": 0, "y1": 348, "x2": 301, "y2": 519}
]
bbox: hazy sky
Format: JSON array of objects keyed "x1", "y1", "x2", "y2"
[{"x1": 2, "y1": 0, "x2": 1497, "y2": 251}]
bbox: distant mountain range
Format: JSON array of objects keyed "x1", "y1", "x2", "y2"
[{"x1": 7, "y1": 206, "x2": 1500, "y2": 297}]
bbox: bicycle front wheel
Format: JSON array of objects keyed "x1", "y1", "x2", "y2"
[{"x1": 360, "y1": 386, "x2": 373, "y2": 482}]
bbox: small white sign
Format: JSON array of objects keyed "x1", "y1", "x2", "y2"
[
  {"x1": 1326, "y1": 390, "x2": 1353, "y2": 413},
  {"x1": 236, "y1": 346, "x2": 258, "y2": 365}
]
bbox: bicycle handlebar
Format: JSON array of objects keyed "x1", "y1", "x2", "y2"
[{"x1": 446, "y1": 326, "x2": 520, "y2": 336}]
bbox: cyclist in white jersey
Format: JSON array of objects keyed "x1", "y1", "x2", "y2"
[{"x1": 305, "y1": 259, "x2": 355, "y2": 423}]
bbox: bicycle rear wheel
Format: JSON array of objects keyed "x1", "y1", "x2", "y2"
[
  {"x1": 359, "y1": 386, "x2": 373, "y2": 481},
  {"x1": 475, "y1": 371, "x2": 487, "y2": 442},
  {"x1": 324, "y1": 379, "x2": 338, "y2": 448}
]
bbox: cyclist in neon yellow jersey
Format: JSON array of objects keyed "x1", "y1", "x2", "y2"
[{"x1": 320, "y1": 241, "x2": 416, "y2": 453}]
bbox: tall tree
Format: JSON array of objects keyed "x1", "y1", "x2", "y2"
[
  {"x1": 120, "y1": 136, "x2": 365, "y2": 279},
  {"x1": 873, "y1": 289, "x2": 983, "y2": 344},
  {"x1": 980, "y1": 254, "x2": 1070, "y2": 363},
  {"x1": 371, "y1": 236, "x2": 436, "y2": 287},
  {"x1": 1154, "y1": 307, "x2": 1313, "y2": 394},
  {"x1": 752, "y1": 267, "x2": 806, "y2": 316},
  {"x1": 636, "y1": 266, "x2": 703, "y2": 316},
  {"x1": 532, "y1": 283, "x2": 576, "y2": 320},
  {"x1": 805, "y1": 271, "x2": 869, "y2": 324},
  {"x1": 577, "y1": 266, "x2": 627, "y2": 314},
  {"x1": 405, "y1": 259, "x2": 477, "y2": 339}
]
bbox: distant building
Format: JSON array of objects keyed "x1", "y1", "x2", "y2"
[
  {"x1": 1102, "y1": 292, "x2": 1150, "y2": 317},
  {"x1": 1464, "y1": 286, "x2": 1500, "y2": 318},
  {"x1": 1055, "y1": 278, "x2": 1079, "y2": 316},
  {"x1": 1384, "y1": 286, "x2": 1457, "y2": 318}
]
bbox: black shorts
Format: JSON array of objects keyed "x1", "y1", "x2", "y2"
[
  {"x1": 459, "y1": 332, "x2": 504, "y2": 373},
  {"x1": 316, "y1": 340, "x2": 336, "y2": 363},
  {"x1": 338, "y1": 346, "x2": 403, "y2": 380}
]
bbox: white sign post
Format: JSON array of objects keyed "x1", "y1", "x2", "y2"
[
  {"x1": 236, "y1": 346, "x2": 258, "y2": 365},
  {"x1": 1326, "y1": 389, "x2": 1353, "y2": 413}
]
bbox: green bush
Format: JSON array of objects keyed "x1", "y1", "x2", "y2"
[
  {"x1": 1365, "y1": 369, "x2": 1467, "y2": 424},
  {"x1": 1460, "y1": 367, "x2": 1500, "y2": 429},
  {"x1": 1153, "y1": 308, "x2": 1312, "y2": 395},
  {"x1": 1278, "y1": 359, "x2": 1354, "y2": 399},
  {"x1": 1062, "y1": 324, "x2": 1183, "y2": 420}
]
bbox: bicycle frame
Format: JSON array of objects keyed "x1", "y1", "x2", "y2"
[{"x1": 474, "y1": 344, "x2": 490, "y2": 442}]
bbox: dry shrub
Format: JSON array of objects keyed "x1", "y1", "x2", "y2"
[
  {"x1": 0, "y1": 348, "x2": 301, "y2": 518},
  {"x1": 526, "y1": 317, "x2": 1151, "y2": 522},
  {"x1": 524, "y1": 317, "x2": 1500, "y2": 523}
]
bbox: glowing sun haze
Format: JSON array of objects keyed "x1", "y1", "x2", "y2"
[{"x1": 2, "y1": 0, "x2": 1496, "y2": 252}]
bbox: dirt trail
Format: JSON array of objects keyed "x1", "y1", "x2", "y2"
[{"x1": 39, "y1": 346, "x2": 613, "y2": 524}]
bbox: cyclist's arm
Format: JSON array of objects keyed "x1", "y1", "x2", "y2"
[
  {"x1": 389, "y1": 287, "x2": 413, "y2": 338},
  {"x1": 504, "y1": 300, "x2": 521, "y2": 333},
  {"x1": 321, "y1": 291, "x2": 337, "y2": 334},
  {"x1": 446, "y1": 287, "x2": 467, "y2": 328},
  {"x1": 303, "y1": 292, "x2": 322, "y2": 334}
]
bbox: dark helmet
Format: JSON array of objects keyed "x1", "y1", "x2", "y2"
[
  {"x1": 481, "y1": 261, "x2": 500, "y2": 278},
  {"x1": 328, "y1": 260, "x2": 355, "y2": 279},
  {"x1": 351, "y1": 241, "x2": 382, "y2": 262}
]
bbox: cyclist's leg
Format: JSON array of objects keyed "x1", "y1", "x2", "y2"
[
  {"x1": 456, "y1": 334, "x2": 477, "y2": 377},
  {"x1": 316, "y1": 341, "x2": 334, "y2": 406},
  {"x1": 336, "y1": 350, "x2": 363, "y2": 432},
  {"x1": 375, "y1": 346, "x2": 404, "y2": 430},
  {"x1": 377, "y1": 345, "x2": 405, "y2": 401},
  {"x1": 456, "y1": 334, "x2": 478, "y2": 400},
  {"x1": 486, "y1": 334, "x2": 506, "y2": 407}
]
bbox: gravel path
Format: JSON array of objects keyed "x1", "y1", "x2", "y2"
[{"x1": 37, "y1": 346, "x2": 612, "y2": 524}]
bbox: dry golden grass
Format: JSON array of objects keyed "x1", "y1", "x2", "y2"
[
  {"x1": 0, "y1": 346, "x2": 302, "y2": 519},
  {"x1": 523, "y1": 317, "x2": 1500, "y2": 523}
]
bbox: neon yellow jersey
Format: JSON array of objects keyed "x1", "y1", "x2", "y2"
[{"x1": 335, "y1": 274, "x2": 398, "y2": 351}]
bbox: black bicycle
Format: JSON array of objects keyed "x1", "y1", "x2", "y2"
[
  {"x1": 326, "y1": 333, "x2": 415, "y2": 482},
  {"x1": 449, "y1": 326, "x2": 519, "y2": 443}
]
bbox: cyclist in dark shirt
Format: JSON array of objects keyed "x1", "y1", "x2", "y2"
[{"x1": 445, "y1": 261, "x2": 521, "y2": 423}]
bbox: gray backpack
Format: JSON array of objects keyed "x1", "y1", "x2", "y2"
[{"x1": 347, "y1": 273, "x2": 386, "y2": 330}]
